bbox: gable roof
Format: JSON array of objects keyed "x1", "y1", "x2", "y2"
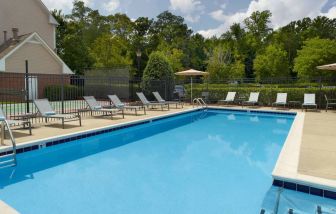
[
  {"x1": 0, "y1": 32, "x2": 73, "y2": 74},
  {"x1": 0, "y1": 33, "x2": 33, "y2": 59},
  {"x1": 35, "y1": 0, "x2": 59, "y2": 25}
]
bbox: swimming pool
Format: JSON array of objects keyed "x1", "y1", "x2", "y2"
[{"x1": 0, "y1": 109, "x2": 334, "y2": 213}]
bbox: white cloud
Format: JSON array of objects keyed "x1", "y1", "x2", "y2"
[
  {"x1": 321, "y1": 6, "x2": 336, "y2": 19},
  {"x1": 199, "y1": 0, "x2": 333, "y2": 38},
  {"x1": 41, "y1": 0, "x2": 92, "y2": 11},
  {"x1": 104, "y1": 0, "x2": 120, "y2": 12},
  {"x1": 169, "y1": 0, "x2": 204, "y2": 23}
]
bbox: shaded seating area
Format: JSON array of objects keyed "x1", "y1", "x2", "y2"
[
  {"x1": 152, "y1": 91, "x2": 183, "y2": 108},
  {"x1": 272, "y1": 93, "x2": 287, "y2": 108},
  {"x1": 136, "y1": 92, "x2": 169, "y2": 110},
  {"x1": 108, "y1": 95, "x2": 146, "y2": 115},
  {"x1": 302, "y1": 94, "x2": 317, "y2": 111},
  {"x1": 242, "y1": 92, "x2": 260, "y2": 107},
  {"x1": 33, "y1": 99, "x2": 81, "y2": 129},
  {"x1": 83, "y1": 96, "x2": 124, "y2": 119},
  {"x1": 218, "y1": 92, "x2": 236, "y2": 105}
]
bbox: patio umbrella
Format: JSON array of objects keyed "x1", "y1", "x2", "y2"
[
  {"x1": 175, "y1": 69, "x2": 209, "y2": 103},
  {"x1": 317, "y1": 63, "x2": 336, "y2": 71},
  {"x1": 316, "y1": 63, "x2": 336, "y2": 106}
]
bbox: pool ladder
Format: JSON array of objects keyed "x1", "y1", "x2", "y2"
[
  {"x1": 0, "y1": 121, "x2": 17, "y2": 169},
  {"x1": 193, "y1": 98, "x2": 207, "y2": 108}
]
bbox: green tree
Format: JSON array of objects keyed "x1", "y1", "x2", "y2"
[
  {"x1": 89, "y1": 34, "x2": 132, "y2": 67},
  {"x1": 141, "y1": 52, "x2": 174, "y2": 95},
  {"x1": 294, "y1": 38, "x2": 336, "y2": 78},
  {"x1": 206, "y1": 45, "x2": 245, "y2": 81},
  {"x1": 254, "y1": 44, "x2": 290, "y2": 80},
  {"x1": 244, "y1": 10, "x2": 272, "y2": 46},
  {"x1": 156, "y1": 42, "x2": 184, "y2": 72}
]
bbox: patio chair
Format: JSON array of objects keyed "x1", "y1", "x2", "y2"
[
  {"x1": 152, "y1": 91, "x2": 183, "y2": 108},
  {"x1": 272, "y1": 93, "x2": 287, "y2": 108},
  {"x1": 218, "y1": 92, "x2": 236, "y2": 105},
  {"x1": 83, "y1": 96, "x2": 124, "y2": 119},
  {"x1": 108, "y1": 95, "x2": 146, "y2": 115},
  {"x1": 325, "y1": 95, "x2": 336, "y2": 112},
  {"x1": 33, "y1": 99, "x2": 81, "y2": 129},
  {"x1": 136, "y1": 92, "x2": 169, "y2": 110},
  {"x1": 302, "y1": 94, "x2": 317, "y2": 111},
  {"x1": 0, "y1": 108, "x2": 32, "y2": 136},
  {"x1": 201, "y1": 91, "x2": 210, "y2": 103},
  {"x1": 242, "y1": 92, "x2": 260, "y2": 107}
]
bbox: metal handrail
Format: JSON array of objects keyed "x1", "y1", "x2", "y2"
[
  {"x1": 1, "y1": 121, "x2": 17, "y2": 166},
  {"x1": 193, "y1": 98, "x2": 207, "y2": 108}
]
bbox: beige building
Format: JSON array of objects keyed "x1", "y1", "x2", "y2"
[{"x1": 0, "y1": 0, "x2": 73, "y2": 75}]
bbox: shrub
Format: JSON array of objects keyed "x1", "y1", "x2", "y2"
[
  {"x1": 44, "y1": 85, "x2": 84, "y2": 101},
  {"x1": 188, "y1": 84, "x2": 336, "y2": 107},
  {"x1": 141, "y1": 52, "x2": 175, "y2": 99}
]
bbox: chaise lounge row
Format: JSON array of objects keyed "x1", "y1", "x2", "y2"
[
  {"x1": 219, "y1": 91, "x2": 319, "y2": 111},
  {"x1": 0, "y1": 92, "x2": 183, "y2": 139}
]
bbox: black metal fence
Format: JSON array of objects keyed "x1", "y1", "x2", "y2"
[
  {"x1": 179, "y1": 76, "x2": 336, "y2": 108},
  {"x1": 0, "y1": 72, "x2": 172, "y2": 123},
  {"x1": 1, "y1": 72, "x2": 336, "y2": 125}
]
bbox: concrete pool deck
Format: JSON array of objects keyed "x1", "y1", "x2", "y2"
[{"x1": 1, "y1": 105, "x2": 336, "y2": 191}]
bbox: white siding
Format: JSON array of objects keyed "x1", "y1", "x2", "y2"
[
  {"x1": 0, "y1": 0, "x2": 56, "y2": 49},
  {"x1": 5, "y1": 43, "x2": 62, "y2": 74}
]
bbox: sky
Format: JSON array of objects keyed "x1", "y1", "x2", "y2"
[{"x1": 42, "y1": 0, "x2": 336, "y2": 38}]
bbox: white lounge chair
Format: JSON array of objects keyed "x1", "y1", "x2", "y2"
[
  {"x1": 302, "y1": 94, "x2": 317, "y2": 111},
  {"x1": 0, "y1": 108, "x2": 32, "y2": 136},
  {"x1": 218, "y1": 92, "x2": 236, "y2": 105},
  {"x1": 108, "y1": 95, "x2": 146, "y2": 115},
  {"x1": 136, "y1": 92, "x2": 169, "y2": 110},
  {"x1": 83, "y1": 96, "x2": 124, "y2": 119},
  {"x1": 152, "y1": 91, "x2": 183, "y2": 108},
  {"x1": 272, "y1": 93, "x2": 287, "y2": 108},
  {"x1": 33, "y1": 99, "x2": 81, "y2": 129},
  {"x1": 242, "y1": 92, "x2": 260, "y2": 107}
]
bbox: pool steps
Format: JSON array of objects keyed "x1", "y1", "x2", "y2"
[{"x1": 260, "y1": 205, "x2": 323, "y2": 213}]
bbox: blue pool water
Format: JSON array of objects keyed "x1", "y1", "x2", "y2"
[{"x1": 0, "y1": 109, "x2": 334, "y2": 213}]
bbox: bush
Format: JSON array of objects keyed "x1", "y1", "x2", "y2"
[
  {"x1": 188, "y1": 84, "x2": 336, "y2": 107},
  {"x1": 44, "y1": 85, "x2": 84, "y2": 101},
  {"x1": 141, "y1": 52, "x2": 175, "y2": 99}
]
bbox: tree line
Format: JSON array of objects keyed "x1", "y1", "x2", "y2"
[{"x1": 52, "y1": 1, "x2": 336, "y2": 80}]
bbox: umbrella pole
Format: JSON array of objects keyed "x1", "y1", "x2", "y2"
[{"x1": 191, "y1": 77, "x2": 193, "y2": 104}]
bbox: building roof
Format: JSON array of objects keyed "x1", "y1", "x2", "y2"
[
  {"x1": 0, "y1": 33, "x2": 33, "y2": 59},
  {"x1": 0, "y1": 32, "x2": 73, "y2": 74}
]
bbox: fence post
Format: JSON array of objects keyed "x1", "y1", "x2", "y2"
[
  {"x1": 25, "y1": 60, "x2": 30, "y2": 113},
  {"x1": 319, "y1": 76, "x2": 322, "y2": 109},
  {"x1": 164, "y1": 80, "x2": 167, "y2": 100},
  {"x1": 61, "y1": 74, "x2": 65, "y2": 114}
]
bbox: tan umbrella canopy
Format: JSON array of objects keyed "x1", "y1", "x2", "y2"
[
  {"x1": 317, "y1": 63, "x2": 336, "y2": 71},
  {"x1": 175, "y1": 69, "x2": 209, "y2": 103}
]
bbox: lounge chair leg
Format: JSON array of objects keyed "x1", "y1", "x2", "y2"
[
  {"x1": 144, "y1": 107, "x2": 146, "y2": 115},
  {"x1": 79, "y1": 115, "x2": 82, "y2": 126},
  {"x1": 62, "y1": 118, "x2": 65, "y2": 129},
  {"x1": 135, "y1": 109, "x2": 137, "y2": 116},
  {"x1": 28, "y1": 122, "x2": 32, "y2": 135},
  {"x1": 122, "y1": 110, "x2": 125, "y2": 118}
]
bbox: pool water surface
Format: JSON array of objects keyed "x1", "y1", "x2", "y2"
[{"x1": 0, "y1": 109, "x2": 322, "y2": 213}]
